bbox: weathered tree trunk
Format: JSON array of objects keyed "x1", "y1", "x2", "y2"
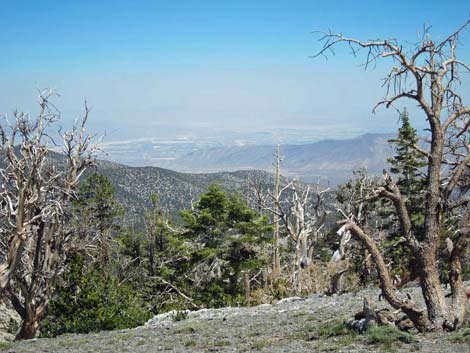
[
  {"x1": 8, "y1": 290, "x2": 48, "y2": 340},
  {"x1": 262, "y1": 267, "x2": 268, "y2": 289},
  {"x1": 294, "y1": 233, "x2": 309, "y2": 295},
  {"x1": 448, "y1": 227, "x2": 470, "y2": 329},
  {"x1": 244, "y1": 272, "x2": 251, "y2": 306},
  {"x1": 294, "y1": 238, "x2": 303, "y2": 295},
  {"x1": 448, "y1": 254, "x2": 467, "y2": 328},
  {"x1": 328, "y1": 265, "x2": 348, "y2": 295},
  {"x1": 272, "y1": 145, "x2": 281, "y2": 278},
  {"x1": 418, "y1": 126, "x2": 453, "y2": 330},
  {"x1": 16, "y1": 318, "x2": 39, "y2": 340},
  {"x1": 272, "y1": 216, "x2": 281, "y2": 277},
  {"x1": 416, "y1": 246, "x2": 450, "y2": 330},
  {"x1": 342, "y1": 222, "x2": 431, "y2": 331}
]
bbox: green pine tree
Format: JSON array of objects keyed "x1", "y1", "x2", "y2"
[
  {"x1": 386, "y1": 109, "x2": 427, "y2": 278},
  {"x1": 180, "y1": 184, "x2": 271, "y2": 306},
  {"x1": 42, "y1": 253, "x2": 151, "y2": 337},
  {"x1": 387, "y1": 108, "x2": 427, "y2": 214},
  {"x1": 42, "y1": 173, "x2": 151, "y2": 336},
  {"x1": 139, "y1": 194, "x2": 192, "y2": 313},
  {"x1": 74, "y1": 172, "x2": 125, "y2": 237},
  {"x1": 72, "y1": 172, "x2": 125, "y2": 267}
]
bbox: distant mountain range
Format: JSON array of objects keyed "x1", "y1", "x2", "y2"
[
  {"x1": 99, "y1": 126, "x2": 374, "y2": 167},
  {"x1": 152, "y1": 133, "x2": 395, "y2": 186}
]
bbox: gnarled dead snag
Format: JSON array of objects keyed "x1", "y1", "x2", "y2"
[
  {"x1": 0, "y1": 90, "x2": 99, "y2": 339},
  {"x1": 252, "y1": 169, "x2": 329, "y2": 294},
  {"x1": 317, "y1": 21, "x2": 470, "y2": 331}
]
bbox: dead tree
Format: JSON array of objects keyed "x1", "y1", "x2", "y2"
[
  {"x1": 0, "y1": 90, "x2": 98, "y2": 339},
  {"x1": 272, "y1": 145, "x2": 282, "y2": 277},
  {"x1": 329, "y1": 170, "x2": 376, "y2": 294},
  {"x1": 332, "y1": 169, "x2": 391, "y2": 287},
  {"x1": 253, "y1": 179, "x2": 329, "y2": 295},
  {"x1": 315, "y1": 21, "x2": 470, "y2": 331}
]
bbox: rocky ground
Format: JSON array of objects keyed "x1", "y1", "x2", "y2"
[{"x1": 1, "y1": 285, "x2": 469, "y2": 353}]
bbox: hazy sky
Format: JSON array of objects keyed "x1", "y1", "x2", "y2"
[{"x1": 1, "y1": 0, "x2": 470, "y2": 142}]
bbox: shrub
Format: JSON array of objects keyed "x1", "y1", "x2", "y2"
[
  {"x1": 450, "y1": 327, "x2": 470, "y2": 343},
  {"x1": 366, "y1": 325, "x2": 417, "y2": 348},
  {"x1": 317, "y1": 321, "x2": 353, "y2": 338},
  {"x1": 42, "y1": 253, "x2": 152, "y2": 337},
  {"x1": 315, "y1": 321, "x2": 418, "y2": 352}
]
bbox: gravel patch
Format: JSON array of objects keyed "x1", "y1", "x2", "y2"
[{"x1": 2, "y1": 285, "x2": 469, "y2": 353}]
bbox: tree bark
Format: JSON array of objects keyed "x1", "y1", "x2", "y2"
[
  {"x1": 416, "y1": 245, "x2": 451, "y2": 330},
  {"x1": 418, "y1": 125, "x2": 453, "y2": 330}
]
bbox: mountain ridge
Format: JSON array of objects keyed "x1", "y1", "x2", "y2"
[{"x1": 152, "y1": 133, "x2": 394, "y2": 185}]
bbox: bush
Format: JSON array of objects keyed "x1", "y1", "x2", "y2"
[
  {"x1": 450, "y1": 326, "x2": 470, "y2": 343},
  {"x1": 315, "y1": 321, "x2": 418, "y2": 352},
  {"x1": 42, "y1": 253, "x2": 152, "y2": 337},
  {"x1": 317, "y1": 321, "x2": 353, "y2": 338},
  {"x1": 366, "y1": 325, "x2": 417, "y2": 348}
]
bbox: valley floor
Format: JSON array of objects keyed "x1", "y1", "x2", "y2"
[{"x1": 1, "y1": 285, "x2": 469, "y2": 353}]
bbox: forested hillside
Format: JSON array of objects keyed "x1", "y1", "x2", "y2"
[
  {"x1": 94, "y1": 161, "x2": 273, "y2": 224},
  {"x1": 93, "y1": 159, "x2": 341, "y2": 227}
]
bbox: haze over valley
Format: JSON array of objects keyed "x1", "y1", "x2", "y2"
[{"x1": 100, "y1": 131, "x2": 394, "y2": 186}]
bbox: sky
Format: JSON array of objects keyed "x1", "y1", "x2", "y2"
[{"x1": 1, "y1": 0, "x2": 470, "y2": 143}]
